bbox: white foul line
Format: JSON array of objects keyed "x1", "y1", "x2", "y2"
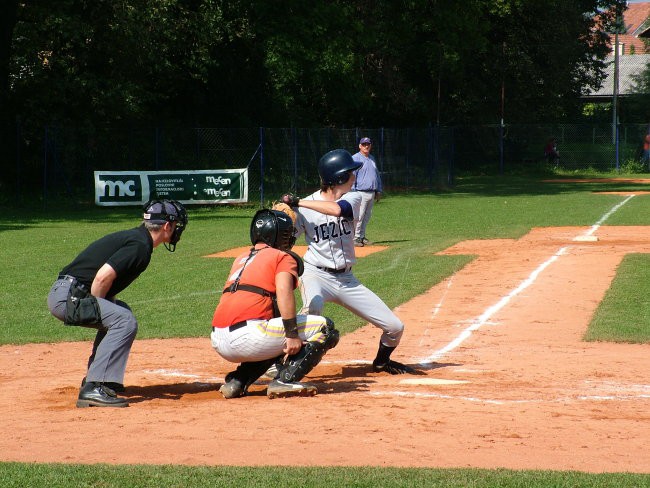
[
  {"x1": 581, "y1": 194, "x2": 635, "y2": 237},
  {"x1": 418, "y1": 195, "x2": 635, "y2": 366}
]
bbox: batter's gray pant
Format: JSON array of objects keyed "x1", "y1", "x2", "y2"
[
  {"x1": 47, "y1": 278, "x2": 137, "y2": 384},
  {"x1": 298, "y1": 263, "x2": 403, "y2": 348}
]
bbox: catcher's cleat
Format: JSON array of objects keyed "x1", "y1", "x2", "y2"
[
  {"x1": 262, "y1": 361, "x2": 281, "y2": 380},
  {"x1": 267, "y1": 379, "x2": 318, "y2": 399},
  {"x1": 361, "y1": 237, "x2": 373, "y2": 245},
  {"x1": 354, "y1": 237, "x2": 365, "y2": 247},
  {"x1": 219, "y1": 373, "x2": 247, "y2": 399},
  {"x1": 76, "y1": 382, "x2": 128, "y2": 408},
  {"x1": 372, "y1": 360, "x2": 417, "y2": 375}
]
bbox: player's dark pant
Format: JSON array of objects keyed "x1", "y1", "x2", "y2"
[{"x1": 47, "y1": 277, "x2": 138, "y2": 385}]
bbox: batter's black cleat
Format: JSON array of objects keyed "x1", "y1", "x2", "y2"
[
  {"x1": 76, "y1": 382, "x2": 128, "y2": 408},
  {"x1": 372, "y1": 360, "x2": 417, "y2": 375}
]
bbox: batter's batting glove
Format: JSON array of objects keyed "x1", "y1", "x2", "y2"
[
  {"x1": 372, "y1": 360, "x2": 419, "y2": 375},
  {"x1": 281, "y1": 193, "x2": 300, "y2": 207}
]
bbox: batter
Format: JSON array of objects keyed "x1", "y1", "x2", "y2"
[{"x1": 283, "y1": 149, "x2": 417, "y2": 374}]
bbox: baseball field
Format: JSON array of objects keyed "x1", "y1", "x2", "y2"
[{"x1": 1, "y1": 174, "x2": 650, "y2": 487}]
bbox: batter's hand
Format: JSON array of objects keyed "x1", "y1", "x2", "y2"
[
  {"x1": 284, "y1": 337, "x2": 303, "y2": 355},
  {"x1": 375, "y1": 191, "x2": 382, "y2": 202},
  {"x1": 281, "y1": 193, "x2": 300, "y2": 207}
]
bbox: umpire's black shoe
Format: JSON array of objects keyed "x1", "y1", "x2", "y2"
[
  {"x1": 81, "y1": 377, "x2": 126, "y2": 394},
  {"x1": 76, "y1": 382, "x2": 128, "y2": 408}
]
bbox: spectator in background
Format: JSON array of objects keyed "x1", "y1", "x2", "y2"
[
  {"x1": 544, "y1": 137, "x2": 560, "y2": 167},
  {"x1": 351, "y1": 137, "x2": 383, "y2": 247},
  {"x1": 642, "y1": 132, "x2": 650, "y2": 169}
]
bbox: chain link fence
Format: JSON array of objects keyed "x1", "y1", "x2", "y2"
[{"x1": 5, "y1": 123, "x2": 649, "y2": 207}]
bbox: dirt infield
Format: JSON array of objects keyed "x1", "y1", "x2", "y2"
[{"x1": 1, "y1": 226, "x2": 650, "y2": 472}]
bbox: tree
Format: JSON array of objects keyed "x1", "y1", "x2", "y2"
[{"x1": 2, "y1": 0, "x2": 622, "y2": 129}]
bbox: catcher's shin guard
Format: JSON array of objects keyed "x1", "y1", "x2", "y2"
[
  {"x1": 323, "y1": 318, "x2": 340, "y2": 350},
  {"x1": 278, "y1": 321, "x2": 339, "y2": 383}
]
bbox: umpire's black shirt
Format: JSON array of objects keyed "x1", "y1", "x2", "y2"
[{"x1": 60, "y1": 225, "x2": 154, "y2": 297}]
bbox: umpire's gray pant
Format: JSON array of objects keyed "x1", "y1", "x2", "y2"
[{"x1": 47, "y1": 278, "x2": 138, "y2": 385}]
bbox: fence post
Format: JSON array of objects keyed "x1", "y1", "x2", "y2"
[
  {"x1": 15, "y1": 117, "x2": 21, "y2": 201},
  {"x1": 43, "y1": 126, "x2": 49, "y2": 206},
  {"x1": 405, "y1": 128, "x2": 410, "y2": 189},
  {"x1": 434, "y1": 124, "x2": 440, "y2": 188},
  {"x1": 448, "y1": 126, "x2": 455, "y2": 186},
  {"x1": 292, "y1": 127, "x2": 298, "y2": 192},
  {"x1": 615, "y1": 123, "x2": 620, "y2": 171},
  {"x1": 427, "y1": 124, "x2": 433, "y2": 191},
  {"x1": 259, "y1": 127, "x2": 265, "y2": 207},
  {"x1": 380, "y1": 127, "x2": 384, "y2": 174},
  {"x1": 154, "y1": 127, "x2": 160, "y2": 170},
  {"x1": 195, "y1": 128, "x2": 201, "y2": 166},
  {"x1": 499, "y1": 123, "x2": 504, "y2": 174}
]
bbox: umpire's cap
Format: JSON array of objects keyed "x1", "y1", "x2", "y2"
[{"x1": 143, "y1": 199, "x2": 187, "y2": 225}]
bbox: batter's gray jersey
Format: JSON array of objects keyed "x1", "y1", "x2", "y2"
[
  {"x1": 294, "y1": 190, "x2": 362, "y2": 270},
  {"x1": 294, "y1": 190, "x2": 404, "y2": 348}
]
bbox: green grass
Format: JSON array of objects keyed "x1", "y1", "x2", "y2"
[
  {"x1": 587, "y1": 254, "x2": 650, "y2": 342},
  {"x1": 3, "y1": 174, "x2": 650, "y2": 344},
  {"x1": 0, "y1": 463, "x2": 648, "y2": 488},
  {"x1": 2, "y1": 173, "x2": 650, "y2": 485}
]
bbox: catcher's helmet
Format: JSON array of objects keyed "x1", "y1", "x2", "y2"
[
  {"x1": 250, "y1": 209, "x2": 296, "y2": 251},
  {"x1": 143, "y1": 199, "x2": 188, "y2": 252},
  {"x1": 318, "y1": 149, "x2": 362, "y2": 186}
]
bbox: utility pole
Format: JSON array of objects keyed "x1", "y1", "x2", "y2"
[
  {"x1": 612, "y1": 5, "x2": 622, "y2": 170},
  {"x1": 612, "y1": 30, "x2": 619, "y2": 144}
]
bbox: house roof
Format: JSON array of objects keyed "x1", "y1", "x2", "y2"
[
  {"x1": 626, "y1": 2, "x2": 650, "y2": 35},
  {"x1": 610, "y1": 2, "x2": 650, "y2": 52},
  {"x1": 586, "y1": 54, "x2": 650, "y2": 99}
]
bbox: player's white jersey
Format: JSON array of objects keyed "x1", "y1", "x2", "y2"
[{"x1": 295, "y1": 190, "x2": 362, "y2": 270}]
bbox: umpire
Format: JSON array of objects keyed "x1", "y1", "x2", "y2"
[{"x1": 47, "y1": 199, "x2": 188, "y2": 408}]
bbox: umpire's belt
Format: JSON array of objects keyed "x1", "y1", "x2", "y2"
[
  {"x1": 316, "y1": 266, "x2": 351, "y2": 274},
  {"x1": 212, "y1": 321, "x2": 248, "y2": 333},
  {"x1": 58, "y1": 275, "x2": 89, "y2": 293}
]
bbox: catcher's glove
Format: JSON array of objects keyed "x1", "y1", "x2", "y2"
[
  {"x1": 271, "y1": 202, "x2": 297, "y2": 226},
  {"x1": 281, "y1": 193, "x2": 300, "y2": 208}
]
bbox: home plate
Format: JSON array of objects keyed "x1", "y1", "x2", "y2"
[
  {"x1": 573, "y1": 235, "x2": 598, "y2": 242},
  {"x1": 399, "y1": 378, "x2": 469, "y2": 386}
]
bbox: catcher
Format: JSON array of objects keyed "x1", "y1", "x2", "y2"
[{"x1": 210, "y1": 205, "x2": 339, "y2": 399}]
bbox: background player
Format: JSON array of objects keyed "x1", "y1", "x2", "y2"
[
  {"x1": 351, "y1": 136, "x2": 382, "y2": 247},
  {"x1": 282, "y1": 149, "x2": 417, "y2": 375},
  {"x1": 47, "y1": 199, "x2": 188, "y2": 408},
  {"x1": 211, "y1": 208, "x2": 339, "y2": 399}
]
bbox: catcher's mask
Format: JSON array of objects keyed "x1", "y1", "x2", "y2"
[
  {"x1": 318, "y1": 149, "x2": 362, "y2": 186},
  {"x1": 143, "y1": 199, "x2": 188, "y2": 252},
  {"x1": 250, "y1": 209, "x2": 296, "y2": 251}
]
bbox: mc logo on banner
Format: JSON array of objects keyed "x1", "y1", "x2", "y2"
[
  {"x1": 95, "y1": 174, "x2": 143, "y2": 205},
  {"x1": 94, "y1": 169, "x2": 248, "y2": 206}
]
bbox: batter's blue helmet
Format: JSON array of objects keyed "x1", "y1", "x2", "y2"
[{"x1": 318, "y1": 149, "x2": 362, "y2": 186}]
